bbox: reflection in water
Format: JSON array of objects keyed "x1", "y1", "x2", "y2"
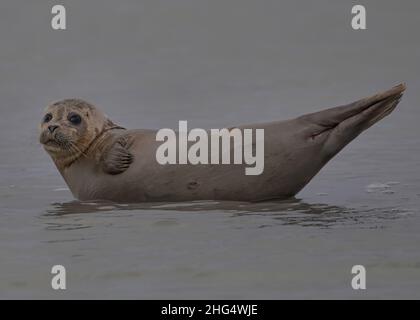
[{"x1": 42, "y1": 198, "x2": 407, "y2": 230}]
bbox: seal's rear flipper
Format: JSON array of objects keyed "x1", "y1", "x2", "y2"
[
  {"x1": 101, "y1": 136, "x2": 134, "y2": 175},
  {"x1": 296, "y1": 83, "x2": 406, "y2": 162},
  {"x1": 300, "y1": 83, "x2": 406, "y2": 129}
]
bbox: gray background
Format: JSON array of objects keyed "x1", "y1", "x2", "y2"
[{"x1": 0, "y1": 0, "x2": 419, "y2": 298}]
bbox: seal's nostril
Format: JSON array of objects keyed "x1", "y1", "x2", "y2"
[{"x1": 48, "y1": 125, "x2": 59, "y2": 133}]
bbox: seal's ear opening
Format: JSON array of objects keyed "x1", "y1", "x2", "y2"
[{"x1": 104, "y1": 118, "x2": 125, "y2": 131}]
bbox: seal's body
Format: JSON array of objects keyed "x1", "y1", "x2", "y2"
[{"x1": 39, "y1": 84, "x2": 405, "y2": 202}]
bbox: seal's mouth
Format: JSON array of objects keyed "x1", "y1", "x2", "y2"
[
  {"x1": 43, "y1": 139, "x2": 61, "y2": 147},
  {"x1": 39, "y1": 131, "x2": 70, "y2": 151},
  {"x1": 40, "y1": 133, "x2": 57, "y2": 146}
]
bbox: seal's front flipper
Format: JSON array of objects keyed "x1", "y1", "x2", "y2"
[{"x1": 101, "y1": 137, "x2": 134, "y2": 175}]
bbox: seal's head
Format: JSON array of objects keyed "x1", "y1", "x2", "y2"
[{"x1": 39, "y1": 99, "x2": 118, "y2": 167}]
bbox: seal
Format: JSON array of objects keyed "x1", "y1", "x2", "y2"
[{"x1": 39, "y1": 84, "x2": 406, "y2": 202}]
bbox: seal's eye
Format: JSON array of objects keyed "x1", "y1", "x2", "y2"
[
  {"x1": 68, "y1": 113, "x2": 82, "y2": 125},
  {"x1": 43, "y1": 113, "x2": 52, "y2": 123}
]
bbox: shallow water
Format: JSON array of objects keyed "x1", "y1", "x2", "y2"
[{"x1": 1, "y1": 0, "x2": 419, "y2": 299}]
